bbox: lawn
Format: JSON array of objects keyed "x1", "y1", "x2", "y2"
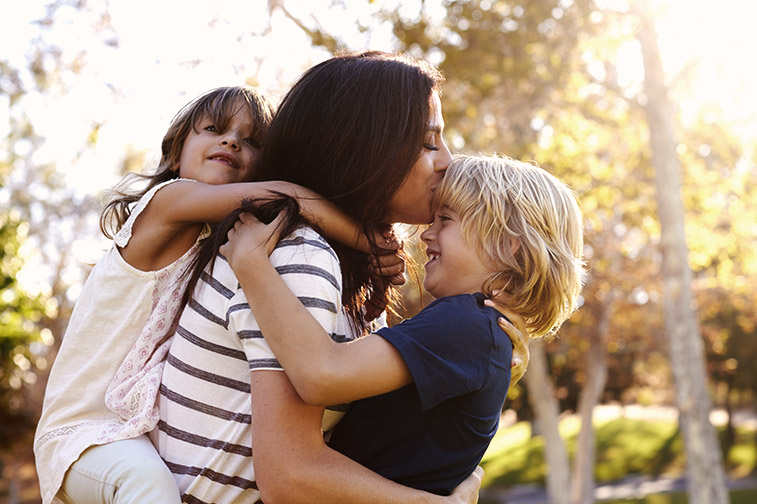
[
  {"x1": 480, "y1": 415, "x2": 757, "y2": 498},
  {"x1": 597, "y1": 488, "x2": 757, "y2": 504}
]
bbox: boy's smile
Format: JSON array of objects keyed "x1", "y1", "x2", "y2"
[{"x1": 421, "y1": 207, "x2": 494, "y2": 299}]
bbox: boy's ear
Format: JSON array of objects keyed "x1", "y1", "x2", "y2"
[{"x1": 509, "y1": 237, "x2": 521, "y2": 256}]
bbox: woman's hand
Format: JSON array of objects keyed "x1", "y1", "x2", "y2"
[
  {"x1": 484, "y1": 291, "x2": 530, "y2": 389},
  {"x1": 445, "y1": 466, "x2": 483, "y2": 504},
  {"x1": 220, "y1": 211, "x2": 286, "y2": 272}
]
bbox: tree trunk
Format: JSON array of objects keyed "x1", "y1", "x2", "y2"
[
  {"x1": 571, "y1": 295, "x2": 612, "y2": 504},
  {"x1": 524, "y1": 339, "x2": 571, "y2": 504},
  {"x1": 636, "y1": 4, "x2": 730, "y2": 503}
]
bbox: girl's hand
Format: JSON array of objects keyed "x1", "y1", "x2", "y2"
[
  {"x1": 364, "y1": 234, "x2": 406, "y2": 321},
  {"x1": 484, "y1": 291, "x2": 530, "y2": 388},
  {"x1": 368, "y1": 234, "x2": 406, "y2": 287},
  {"x1": 220, "y1": 211, "x2": 287, "y2": 272},
  {"x1": 446, "y1": 466, "x2": 483, "y2": 504}
]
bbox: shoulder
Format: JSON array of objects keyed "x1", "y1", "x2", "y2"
[
  {"x1": 268, "y1": 226, "x2": 342, "y2": 301},
  {"x1": 270, "y1": 227, "x2": 340, "y2": 277},
  {"x1": 272, "y1": 226, "x2": 337, "y2": 260},
  {"x1": 113, "y1": 179, "x2": 188, "y2": 248},
  {"x1": 417, "y1": 293, "x2": 493, "y2": 327}
]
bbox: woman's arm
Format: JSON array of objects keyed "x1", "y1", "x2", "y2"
[
  {"x1": 222, "y1": 212, "x2": 414, "y2": 406},
  {"x1": 251, "y1": 369, "x2": 482, "y2": 504}
]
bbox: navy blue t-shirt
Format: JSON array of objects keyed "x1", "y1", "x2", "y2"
[{"x1": 328, "y1": 293, "x2": 513, "y2": 495}]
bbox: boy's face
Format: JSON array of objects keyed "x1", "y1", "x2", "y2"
[
  {"x1": 420, "y1": 206, "x2": 493, "y2": 298},
  {"x1": 176, "y1": 105, "x2": 260, "y2": 185}
]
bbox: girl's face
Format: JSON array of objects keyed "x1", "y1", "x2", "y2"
[
  {"x1": 176, "y1": 104, "x2": 260, "y2": 185},
  {"x1": 420, "y1": 206, "x2": 493, "y2": 298},
  {"x1": 385, "y1": 92, "x2": 452, "y2": 225}
]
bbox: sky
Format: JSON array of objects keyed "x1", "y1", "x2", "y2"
[{"x1": 2, "y1": 0, "x2": 756, "y2": 295}]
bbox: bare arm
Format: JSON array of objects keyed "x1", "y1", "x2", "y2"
[
  {"x1": 160, "y1": 179, "x2": 367, "y2": 247},
  {"x1": 122, "y1": 179, "x2": 369, "y2": 271},
  {"x1": 251, "y1": 370, "x2": 482, "y2": 504},
  {"x1": 221, "y1": 212, "x2": 413, "y2": 406}
]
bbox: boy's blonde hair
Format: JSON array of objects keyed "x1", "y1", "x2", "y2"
[{"x1": 433, "y1": 153, "x2": 585, "y2": 338}]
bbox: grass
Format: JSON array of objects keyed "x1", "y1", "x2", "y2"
[
  {"x1": 598, "y1": 488, "x2": 757, "y2": 504},
  {"x1": 480, "y1": 416, "x2": 757, "y2": 491}
]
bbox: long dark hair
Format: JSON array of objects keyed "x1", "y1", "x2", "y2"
[
  {"x1": 190, "y1": 52, "x2": 444, "y2": 330},
  {"x1": 100, "y1": 86, "x2": 275, "y2": 238},
  {"x1": 183, "y1": 194, "x2": 305, "y2": 308}
]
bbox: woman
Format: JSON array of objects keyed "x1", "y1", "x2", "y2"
[{"x1": 155, "y1": 51, "x2": 527, "y2": 503}]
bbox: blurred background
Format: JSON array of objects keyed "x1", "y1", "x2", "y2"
[{"x1": 1, "y1": 1, "x2": 755, "y2": 503}]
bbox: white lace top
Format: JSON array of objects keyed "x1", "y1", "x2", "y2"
[{"x1": 34, "y1": 179, "x2": 207, "y2": 504}]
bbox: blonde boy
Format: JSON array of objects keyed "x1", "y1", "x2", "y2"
[{"x1": 221, "y1": 152, "x2": 585, "y2": 494}]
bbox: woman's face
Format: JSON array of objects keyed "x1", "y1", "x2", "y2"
[{"x1": 385, "y1": 92, "x2": 452, "y2": 225}]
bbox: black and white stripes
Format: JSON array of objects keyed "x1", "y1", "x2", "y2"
[{"x1": 155, "y1": 227, "x2": 353, "y2": 504}]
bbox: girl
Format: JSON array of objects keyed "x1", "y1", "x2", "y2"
[
  {"x1": 33, "y1": 86, "x2": 395, "y2": 504},
  {"x1": 220, "y1": 153, "x2": 586, "y2": 495},
  {"x1": 155, "y1": 52, "x2": 528, "y2": 504}
]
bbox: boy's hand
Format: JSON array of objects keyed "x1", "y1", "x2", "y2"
[
  {"x1": 220, "y1": 211, "x2": 286, "y2": 273},
  {"x1": 446, "y1": 466, "x2": 483, "y2": 504},
  {"x1": 484, "y1": 291, "x2": 530, "y2": 388}
]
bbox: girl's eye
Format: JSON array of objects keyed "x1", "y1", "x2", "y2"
[
  {"x1": 423, "y1": 143, "x2": 439, "y2": 152},
  {"x1": 244, "y1": 137, "x2": 258, "y2": 147},
  {"x1": 204, "y1": 124, "x2": 218, "y2": 132}
]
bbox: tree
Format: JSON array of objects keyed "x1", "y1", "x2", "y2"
[
  {"x1": 0, "y1": 211, "x2": 49, "y2": 443},
  {"x1": 523, "y1": 339, "x2": 571, "y2": 504},
  {"x1": 635, "y1": 2, "x2": 730, "y2": 502}
]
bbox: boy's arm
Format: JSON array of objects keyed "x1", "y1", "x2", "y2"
[
  {"x1": 251, "y1": 369, "x2": 482, "y2": 504},
  {"x1": 221, "y1": 212, "x2": 413, "y2": 406}
]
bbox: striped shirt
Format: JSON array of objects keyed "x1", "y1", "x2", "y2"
[{"x1": 155, "y1": 226, "x2": 355, "y2": 504}]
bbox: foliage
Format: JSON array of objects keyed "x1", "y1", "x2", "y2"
[
  {"x1": 0, "y1": 204, "x2": 50, "y2": 447},
  {"x1": 0, "y1": 2, "x2": 104, "y2": 450},
  {"x1": 249, "y1": 0, "x2": 757, "y2": 421},
  {"x1": 379, "y1": 0, "x2": 757, "y2": 417}
]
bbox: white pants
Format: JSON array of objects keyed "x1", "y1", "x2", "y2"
[{"x1": 57, "y1": 435, "x2": 181, "y2": 504}]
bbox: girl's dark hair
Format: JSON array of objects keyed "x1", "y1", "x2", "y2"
[
  {"x1": 193, "y1": 51, "x2": 444, "y2": 330},
  {"x1": 183, "y1": 194, "x2": 305, "y2": 309},
  {"x1": 100, "y1": 86, "x2": 275, "y2": 238}
]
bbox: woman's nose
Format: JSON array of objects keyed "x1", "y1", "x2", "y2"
[{"x1": 435, "y1": 142, "x2": 452, "y2": 173}]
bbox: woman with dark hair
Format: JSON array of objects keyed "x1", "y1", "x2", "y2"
[{"x1": 155, "y1": 52, "x2": 526, "y2": 503}]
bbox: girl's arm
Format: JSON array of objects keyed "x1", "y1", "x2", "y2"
[
  {"x1": 126, "y1": 179, "x2": 405, "y2": 283},
  {"x1": 138, "y1": 178, "x2": 371, "y2": 250},
  {"x1": 251, "y1": 369, "x2": 482, "y2": 504},
  {"x1": 222, "y1": 211, "x2": 412, "y2": 406}
]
